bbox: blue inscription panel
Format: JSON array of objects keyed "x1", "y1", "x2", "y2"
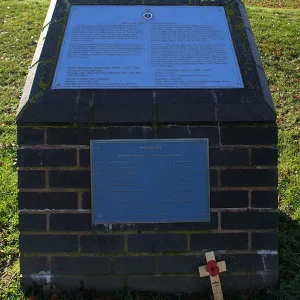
[
  {"x1": 91, "y1": 139, "x2": 209, "y2": 224},
  {"x1": 52, "y1": 5, "x2": 244, "y2": 89}
]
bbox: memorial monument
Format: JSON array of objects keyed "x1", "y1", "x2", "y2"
[{"x1": 17, "y1": 0, "x2": 278, "y2": 295}]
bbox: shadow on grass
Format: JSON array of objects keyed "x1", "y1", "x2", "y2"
[
  {"x1": 271, "y1": 210, "x2": 300, "y2": 300},
  {"x1": 225, "y1": 211, "x2": 300, "y2": 300}
]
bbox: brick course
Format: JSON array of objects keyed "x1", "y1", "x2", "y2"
[
  {"x1": 18, "y1": 149, "x2": 77, "y2": 167},
  {"x1": 19, "y1": 214, "x2": 47, "y2": 232},
  {"x1": 49, "y1": 170, "x2": 90, "y2": 188},
  {"x1": 210, "y1": 191, "x2": 248, "y2": 208},
  {"x1": 128, "y1": 234, "x2": 188, "y2": 252},
  {"x1": 18, "y1": 192, "x2": 78, "y2": 210},
  {"x1": 20, "y1": 256, "x2": 48, "y2": 274},
  {"x1": 113, "y1": 256, "x2": 157, "y2": 274},
  {"x1": 80, "y1": 235, "x2": 125, "y2": 253},
  {"x1": 252, "y1": 191, "x2": 278, "y2": 208},
  {"x1": 18, "y1": 170, "x2": 45, "y2": 188},
  {"x1": 51, "y1": 256, "x2": 111, "y2": 275},
  {"x1": 19, "y1": 235, "x2": 78, "y2": 253},
  {"x1": 190, "y1": 233, "x2": 248, "y2": 250},
  {"x1": 17, "y1": 128, "x2": 44, "y2": 145}
]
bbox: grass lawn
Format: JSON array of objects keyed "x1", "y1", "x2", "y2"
[{"x1": 0, "y1": 0, "x2": 299, "y2": 299}]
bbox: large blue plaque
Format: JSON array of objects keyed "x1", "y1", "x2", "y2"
[
  {"x1": 91, "y1": 139, "x2": 209, "y2": 224},
  {"x1": 53, "y1": 6, "x2": 244, "y2": 89}
]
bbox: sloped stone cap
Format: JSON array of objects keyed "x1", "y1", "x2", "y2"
[{"x1": 17, "y1": 0, "x2": 276, "y2": 125}]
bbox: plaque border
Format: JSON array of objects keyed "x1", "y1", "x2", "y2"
[{"x1": 90, "y1": 138, "x2": 210, "y2": 224}]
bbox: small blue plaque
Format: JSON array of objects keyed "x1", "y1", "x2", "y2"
[{"x1": 91, "y1": 139, "x2": 209, "y2": 224}]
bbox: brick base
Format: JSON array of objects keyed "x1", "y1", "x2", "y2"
[{"x1": 18, "y1": 124, "x2": 278, "y2": 293}]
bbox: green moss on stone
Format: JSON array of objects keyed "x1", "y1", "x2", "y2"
[{"x1": 38, "y1": 80, "x2": 48, "y2": 91}]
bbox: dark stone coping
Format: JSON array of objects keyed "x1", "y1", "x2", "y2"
[{"x1": 17, "y1": 0, "x2": 276, "y2": 124}]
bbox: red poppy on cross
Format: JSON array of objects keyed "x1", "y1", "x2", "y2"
[{"x1": 198, "y1": 251, "x2": 227, "y2": 300}]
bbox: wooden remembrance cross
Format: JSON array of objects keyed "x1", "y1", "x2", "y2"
[{"x1": 198, "y1": 251, "x2": 227, "y2": 300}]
